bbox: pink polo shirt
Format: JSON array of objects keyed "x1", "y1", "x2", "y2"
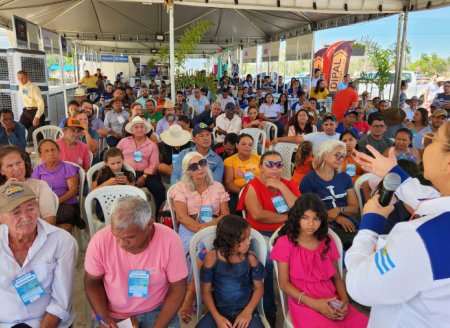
[
  {"x1": 117, "y1": 136, "x2": 159, "y2": 175},
  {"x1": 56, "y1": 138, "x2": 90, "y2": 170},
  {"x1": 84, "y1": 223, "x2": 188, "y2": 319}
]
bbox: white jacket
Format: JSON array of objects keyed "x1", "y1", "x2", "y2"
[{"x1": 345, "y1": 165, "x2": 450, "y2": 328}]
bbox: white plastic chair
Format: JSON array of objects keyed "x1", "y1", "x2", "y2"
[
  {"x1": 86, "y1": 161, "x2": 136, "y2": 189},
  {"x1": 84, "y1": 185, "x2": 147, "y2": 239},
  {"x1": 189, "y1": 226, "x2": 270, "y2": 327},
  {"x1": 274, "y1": 142, "x2": 299, "y2": 180},
  {"x1": 269, "y1": 226, "x2": 344, "y2": 328},
  {"x1": 166, "y1": 184, "x2": 178, "y2": 232},
  {"x1": 32, "y1": 126, "x2": 63, "y2": 154},
  {"x1": 354, "y1": 173, "x2": 378, "y2": 214},
  {"x1": 263, "y1": 121, "x2": 278, "y2": 142},
  {"x1": 240, "y1": 128, "x2": 266, "y2": 155}
]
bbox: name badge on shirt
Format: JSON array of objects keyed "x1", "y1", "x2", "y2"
[
  {"x1": 133, "y1": 150, "x2": 143, "y2": 162},
  {"x1": 128, "y1": 270, "x2": 150, "y2": 298},
  {"x1": 172, "y1": 153, "x2": 179, "y2": 164},
  {"x1": 271, "y1": 195, "x2": 289, "y2": 214},
  {"x1": 22, "y1": 89, "x2": 29, "y2": 96},
  {"x1": 13, "y1": 271, "x2": 45, "y2": 306},
  {"x1": 199, "y1": 205, "x2": 213, "y2": 223},
  {"x1": 346, "y1": 164, "x2": 356, "y2": 177},
  {"x1": 117, "y1": 115, "x2": 125, "y2": 124},
  {"x1": 244, "y1": 171, "x2": 255, "y2": 183}
]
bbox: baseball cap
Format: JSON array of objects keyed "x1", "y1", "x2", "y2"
[
  {"x1": 225, "y1": 102, "x2": 236, "y2": 111},
  {"x1": 322, "y1": 113, "x2": 337, "y2": 122},
  {"x1": 192, "y1": 122, "x2": 212, "y2": 136},
  {"x1": 344, "y1": 109, "x2": 358, "y2": 117},
  {"x1": 431, "y1": 109, "x2": 448, "y2": 118},
  {"x1": 0, "y1": 182, "x2": 36, "y2": 213},
  {"x1": 64, "y1": 118, "x2": 84, "y2": 130}
]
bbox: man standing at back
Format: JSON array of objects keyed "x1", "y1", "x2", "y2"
[
  {"x1": 17, "y1": 70, "x2": 46, "y2": 143},
  {"x1": 331, "y1": 83, "x2": 359, "y2": 122}
]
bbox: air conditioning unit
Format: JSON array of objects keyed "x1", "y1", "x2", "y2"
[
  {"x1": 0, "y1": 49, "x2": 9, "y2": 85},
  {"x1": 7, "y1": 48, "x2": 48, "y2": 86}
]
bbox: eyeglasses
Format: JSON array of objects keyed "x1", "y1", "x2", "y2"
[
  {"x1": 188, "y1": 158, "x2": 208, "y2": 172},
  {"x1": 333, "y1": 152, "x2": 346, "y2": 161},
  {"x1": 371, "y1": 124, "x2": 386, "y2": 128},
  {"x1": 263, "y1": 161, "x2": 284, "y2": 169}
]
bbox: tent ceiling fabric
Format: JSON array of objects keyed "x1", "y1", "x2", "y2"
[{"x1": 0, "y1": 0, "x2": 448, "y2": 54}]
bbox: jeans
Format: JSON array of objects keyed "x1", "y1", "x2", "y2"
[
  {"x1": 106, "y1": 135, "x2": 120, "y2": 147},
  {"x1": 94, "y1": 304, "x2": 180, "y2": 328},
  {"x1": 251, "y1": 232, "x2": 277, "y2": 317},
  {"x1": 196, "y1": 308, "x2": 263, "y2": 328},
  {"x1": 135, "y1": 171, "x2": 166, "y2": 215}
]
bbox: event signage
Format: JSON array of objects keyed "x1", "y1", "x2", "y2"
[
  {"x1": 100, "y1": 55, "x2": 129, "y2": 63},
  {"x1": 322, "y1": 41, "x2": 353, "y2": 93}
]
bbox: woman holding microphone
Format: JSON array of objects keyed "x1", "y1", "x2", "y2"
[{"x1": 346, "y1": 121, "x2": 450, "y2": 327}]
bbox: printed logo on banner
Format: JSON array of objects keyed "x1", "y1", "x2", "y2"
[{"x1": 329, "y1": 50, "x2": 350, "y2": 92}]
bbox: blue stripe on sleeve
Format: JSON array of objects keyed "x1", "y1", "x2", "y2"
[
  {"x1": 375, "y1": 252, "x2": 385, "y2": 275},
  {"x1": 360, "y1": 213, "x2": 387, "y2": 234},
  {"x1": 380, "y1": 250, "x2": 390, "y2": 272},
  {"x1": 388, "y1": 165, "x2": 410, "y2": 183}
]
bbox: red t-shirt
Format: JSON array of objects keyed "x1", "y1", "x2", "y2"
[
  {"x1": 353, "y1": 121, "x2": 370, "y2": 135},
  {"x1": 237, "y1": 177, "x2": 301, "y2": 232},
  {"x1": 331, "y1": 88, "x2": 359, "y2": 122}
]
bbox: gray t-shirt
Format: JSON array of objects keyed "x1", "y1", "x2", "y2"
[
  {"x1": 304, "y1": 132, "x2": 341, "y2": 155},
  {"x1": 358, "y1": 134, "x2": 393, "y2": 155}
]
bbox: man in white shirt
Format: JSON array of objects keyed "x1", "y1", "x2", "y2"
[
  {"x1": 424, "y1": 76, "x2": 445, "y2": 106},
  {"x1": 311, "y1": 68, "x2": 322, "y2": 87},
  {"x1": 215, "y1": 102, "x2": 242, "y2": 143},
  {"x1": 0, "y1": 181, "x2": 77, "y2": 328},
  {"x1": 187, "y1": 87, "x2": 210, "y2": 116},
  {"x1": 217, "y1": 87, "x2": 235, "y2": 112}
]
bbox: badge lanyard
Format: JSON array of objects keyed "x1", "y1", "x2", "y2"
[
  {"x1": 197, "y1": 187, "x2": 214, "y2": 224},
  {"x1": 238, "y1": 157, "x2": 255, "y2": 183},
  {"x1": 133, "y1": 140, "x2": 146, "y2": 163}
]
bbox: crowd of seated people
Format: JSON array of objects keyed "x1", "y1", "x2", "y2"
[{"x1": 0, "y1": 69, "x2": 449, "y2": 328}]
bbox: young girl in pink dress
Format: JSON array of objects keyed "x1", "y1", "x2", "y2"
[{"x1": 270, "y1": 193, "x2": 368, "y2": 328}]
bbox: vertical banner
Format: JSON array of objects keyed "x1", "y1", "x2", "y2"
[
  {"x1": 322, "y1": 41, "x2": 353, "y2": 93},
  {"x1": 13, "y1": 16, "x2": 28, "y2": 49},
  {"x1": 313, "y1": 48, "x2": 327, "y2": 71}
]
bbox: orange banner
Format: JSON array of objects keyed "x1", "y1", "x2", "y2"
[{"x1": 323, "y1": 41, "x2": 353, "y2": 93}]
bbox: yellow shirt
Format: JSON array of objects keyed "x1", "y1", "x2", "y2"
[
  {"x1": 18, "y1": 81, "x2": 45, "y2": 118},
  {"x1": 310, "y1": 88, "x2": 329, "y2": 100},
  {"x1": 224, "y1": 153, "x2": 261, "y2": 188},
  {"x1": 80, "y1": 75, "x2": 98, "y2": 89}
]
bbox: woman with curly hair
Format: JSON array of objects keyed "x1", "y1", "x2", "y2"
[
  {"x1": 196, "y1": 215, "x2": 265, "y2": 328},
  {"x1": 270, "y1": 193, "x2": 368, "y2": 328}
]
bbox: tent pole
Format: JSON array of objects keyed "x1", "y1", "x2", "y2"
[
  {"x1": 309, "y1": 32, "x2": 315, "y2": 92},
  {"x1": 393, "y1": 0, "x2": 410, "y2": 107},
  {"x1": 392, "y1": 12, "x2": 404, "y2": 107},
  {"x1": 169, "y1": 4, "x2": 176, "y2": 101}
]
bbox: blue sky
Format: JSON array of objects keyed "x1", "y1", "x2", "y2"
[{"x1": 314, "y1": 6, "x2": 450, "y2": 61}]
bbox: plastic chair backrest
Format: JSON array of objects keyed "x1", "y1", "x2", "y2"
[
  {"x1": 32, "y1": 126, "x2": 63, "y2": 154},
  {"x1": 354, "y1": 172, "x2": 378, "y2": 213},
  {"x1": 84, "y1": 185, "x2": 147, "y2": 239},
  {"x1": 86, "y1": 162, "x2": 136, "y2": 189},
  {"x1": 63, "y1": 161, "x2": 85, "y2": 206},
  {"x1": 269, "y1": 226, "x2": 344, "y2": 328},
  {"x1": 166, "y1": 184, "x2": 178, "y2": 232},
  {"x1": 274, "y1": 142, "x2": 299, "y2": 179},
  {"x1": 263, "y1": 121, "x2": 278, "y2": 142},
  {"x1": 189, "y1": 226, "x2": 268, "y2": 322},
  {"x1": 240, "y1": 128, "x2": 266, "y2": 155}
]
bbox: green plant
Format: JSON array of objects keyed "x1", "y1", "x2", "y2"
[{"x1": 175, "y1": 71, "x2": 217, "y2": 95}]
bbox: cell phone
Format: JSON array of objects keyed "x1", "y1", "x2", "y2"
[
  {"x1": 329, "y1": 300, "x2": 343, "y2": 310},
  {"x1": 115, "y1": 172, "x2": 125, "y2": 177}
]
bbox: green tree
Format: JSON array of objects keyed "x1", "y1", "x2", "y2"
[
  {"x1": 409, "y1": 53, "x2": 448, "y2": 76},
  {"x1": 366, "y1": 44, "x2": 394, "y2": 96}
]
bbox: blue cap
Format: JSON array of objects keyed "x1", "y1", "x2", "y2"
[
  {"x1": 192, "y1": 123, "x2": 212, "y2": 136},
  {"x1": 344, "y1": 109, "x2": 358, "y2": 117}
]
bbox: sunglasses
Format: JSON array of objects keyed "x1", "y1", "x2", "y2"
[
  {"x1": 263, "y1": 161, "x2": 284, "y2": 169},
  {"x1": 188, "y1": 158, "x2": 208, "y2": 172},
  {"x1": 334, "y1": 152, "x2": 346, "y2": 161}
]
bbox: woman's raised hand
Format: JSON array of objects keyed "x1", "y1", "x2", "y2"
[{"x1": 352, "y1": 146, "x2": 397, "y2": 178}]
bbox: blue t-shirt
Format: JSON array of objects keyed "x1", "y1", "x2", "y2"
[
  {"x1": 335, "y1": 122, "x2": 358, "y2": 137},
  {"x1": 300, "y1": 170, "x2": 354, "y2": 210}
]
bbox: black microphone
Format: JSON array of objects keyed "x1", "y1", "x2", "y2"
[{"x1": 378, "y1": 173, "x2": 401, "y2": 206}]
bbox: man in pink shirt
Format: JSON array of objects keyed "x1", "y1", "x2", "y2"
[
  {"x1": 56, "y1": 118, "x2": 91, "y2": 170},
  {"x1": 84, "y1": 196, "x2": 188, "y2": 327}
]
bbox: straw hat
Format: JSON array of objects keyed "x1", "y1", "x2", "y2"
[
  {"x1": 74, "y1": 87, "x2": 87, "y2": 96},
  {"x1": 160, "y1": 124, "x2": 192, "y2": 147},
  {"x1": 382, "y1": 108, "x2": 406, "y2": 125},
  {"x1": 405, "y1": 96, "x2": 423, "y2": 105},
  {"x1": 436, "y1": 76, "x2": 447, "y2": 83},
  {"x1": 125, "y1": 116, "x2": 153, "y2": 134},
  {"x1": 163, "y1": 100, "x2": 175, "y2": 108}
]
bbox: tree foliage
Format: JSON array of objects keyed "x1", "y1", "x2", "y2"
[{"x1": 409, "y1": 53, "x2": 449, "y2": 76}]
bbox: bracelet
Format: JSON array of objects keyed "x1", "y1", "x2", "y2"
[
  {"x1": 340, "y1": 207, "x2": 345, "y2": 215},
  {"x1": 297, "y1": 292, "x2": 305, "y2": 304}
]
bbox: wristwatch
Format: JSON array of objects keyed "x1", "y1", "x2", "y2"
[
  {"x1": 340, "y1": 207, "x2": 345, "y2": 215},
  {"x1": 142, "y1": 174, "x2": 148, "y2": 180}
]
